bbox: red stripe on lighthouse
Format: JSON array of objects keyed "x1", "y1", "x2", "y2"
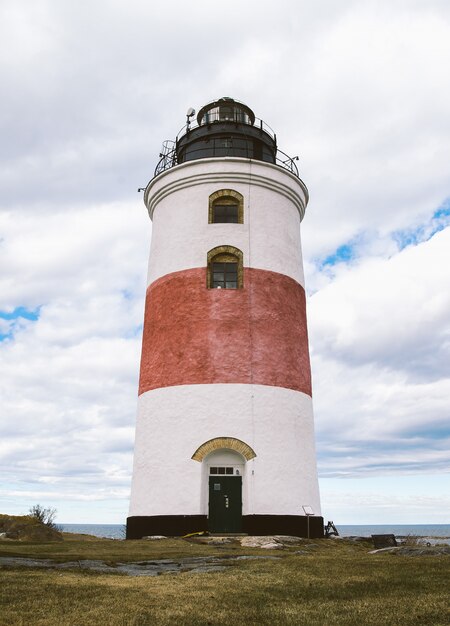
[{"x1": 138, "y1": 267, "x2": 312, "y2": 396}]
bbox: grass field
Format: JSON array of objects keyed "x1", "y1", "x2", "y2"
[{"x1": 1, "y1": 534, "x2": 449, "y2": 625}]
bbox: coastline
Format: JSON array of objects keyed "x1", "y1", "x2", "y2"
[{"x1": 59, "y1": 522, "x2": 450, "y2": 541}]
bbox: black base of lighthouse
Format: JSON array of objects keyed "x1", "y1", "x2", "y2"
[
  {"x1": 126, "y1": 515, "x2": 324, "y2": 539},
  {"x1": 243, "y1": 515, "x2": 324, "y2": 538},
  {"x1": 126, "y1": 515, "x2": 207, "y2": 539}
]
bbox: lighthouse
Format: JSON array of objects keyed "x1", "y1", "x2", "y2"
[{"x1": 127, "y1": 98, "x2": 323, "y2": 539}]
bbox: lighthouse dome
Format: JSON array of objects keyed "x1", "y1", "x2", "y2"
[
  {"x1": 175, "y1": 96, "x2": 277, "y2": 167},
  {"x1": 196, "y1": 97, "x2": 255, "y2": 126}
]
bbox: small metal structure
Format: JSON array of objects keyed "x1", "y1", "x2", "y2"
[
  {"x1": 371, "y1": 534, "x2": 397, "y2": 548},
  {"x1": 302, "y1": 505, "x2": 315, "y2": 539},
  {"x1": 324, "y1": 520, "x2": 339, "y2": 537}
]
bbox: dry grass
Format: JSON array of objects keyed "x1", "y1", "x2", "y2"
[
  {"x1": 0, "y1": 514, "x2": 62, "y2": 542},
  {"x1": 1, "y1": 536, "x2": 449, "y2": 625}
]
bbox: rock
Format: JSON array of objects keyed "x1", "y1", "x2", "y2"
[
  {"x1": 397, "y1": 546, "x2": 450, "y2": 556},
  {"x1": 369, "y1": 547, "x2": 400, "y2": 554},
  {"x1": 240, "y1": 535, "x2": 307, "y2": 549},
  {"x1": 369, "y1": 546, "x2": 450, "y2": 556},
  {"x1": 142, "y1": 535, "x2": 167, "y2": 540},
  {"x1": 240, "y1": 536, "x2": 286, "y2": 549},
  {"x1": 0, "y1": 554, "x2": 281, "y2": 577},
  {"x1": 271, "y1": 535, "x2": 304, "y2": 545}
]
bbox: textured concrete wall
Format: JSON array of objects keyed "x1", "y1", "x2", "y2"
[
  {"x1": 139, "y1": 267, "x2": 312, "y2": 396},
  {"x1": 128, "y1": 384, "x2": 321, "y2": 518},
  {"x1": 144, "y1": 158, "x2": 307, "y2": 286}
]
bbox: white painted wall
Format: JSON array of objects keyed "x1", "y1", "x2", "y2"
[
  {"x1": 144, "y1": 158, "x2": 307, "y2": 287},
  {"x1": 129, "y1": 384, "x2": 321, "y2": 519}
]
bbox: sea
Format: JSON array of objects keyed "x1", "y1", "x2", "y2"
[{"x1": 60, "y1": 523, "x2": 450, "y2": 541}]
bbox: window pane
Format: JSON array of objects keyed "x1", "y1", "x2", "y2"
[
  {"x1": 225, "y1": 467, "x2": 233, "y2": 475},
  {"x1": 219, "y1": 106, "x2": 234, "y2": 120},
  {"x1": 224, "y1": 263, "x2": 237, "y2": 275},
  {"x1": 210, "y1": 260, "x2": 240, "y2": 290},
  {"x1": 214, "y1": 207, "x2": 225, "y2": 221},
  {"x1": 213, "y1": 204, "x2": 238, "y2": 224},
  {"x1": 218, "y1": 467, "x2": 225, "y2": 474}
]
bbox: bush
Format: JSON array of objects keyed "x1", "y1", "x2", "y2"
[
  {"x1": 402, "y1": 534, "x2": 420, "y2": 546},
  {"x1": 28, "y1": 505, "x2": 58, "y2": 530}
]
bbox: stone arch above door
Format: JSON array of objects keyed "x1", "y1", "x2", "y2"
[{"x1": 191, "y1": 437, "x2": 256, "y2": 462}]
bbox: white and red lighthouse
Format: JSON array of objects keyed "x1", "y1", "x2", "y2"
[{"x1": 127, "y1": 98, "x2": 322, "y2": 538}]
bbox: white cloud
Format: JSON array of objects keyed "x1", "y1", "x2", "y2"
[
  {"x1": 320, "y1": 474, "x2": 450, "y2": 524},
  {"x1": 309, "y1": 228, "x2": 450, "y2": 378},
  {"x1": 308, "y1": 227, "x2": 450, "y2": 485}
]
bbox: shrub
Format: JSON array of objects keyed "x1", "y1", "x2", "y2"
[
  {"x1": 28, "y1": 505, "x2": 58, "y2": 530},
  {"x1": 402, "y1": 534, "x2": 420, "y2": 546}
]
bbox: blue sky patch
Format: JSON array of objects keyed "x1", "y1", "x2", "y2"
[
  {"x1": 0, "y1": 306, "x2": 40, "y2": 321},
  {"x1": 317, "y1": 199, "x2": 450, "y2": 273},
  {"x1": 393, "y1": 198, "x2": 450, "y2": 251},
  {"x1": 433, "y1": 205, "x2": 450, "y2": 219},
  {"x1": 322, "y1": 243, "x2": 356, "y2": 267},
  {"x1": 0, "y1": 306, "x2": 41, "y2": 341}
]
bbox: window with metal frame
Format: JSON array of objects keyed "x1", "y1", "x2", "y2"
[
  {"x1": 209, "y1": 467, "x2": 235, "y2": 475},
  {"x1": 212, "y1": 261, "x2": 238, "y2": 289},
  {"x1": 207, "y1": 246, "x2": 243, "y2": 289},
  {"x1": 209, "y1": 189, "x2": 244, "y2": 224}
]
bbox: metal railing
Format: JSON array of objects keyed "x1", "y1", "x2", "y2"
[
  {"x1": 154, "y1": 116, "x2": 299, "y2": 177},
  {"x1": 154, "y1": 140, "x2": 300, "y2": 178},
  {"x1": 154, "y1": 140, "x2": 177, "y2": 177},
  {"x1": 179, "y1": 114, "x2": 277, "y2": 142},
  {"x1": 276, "y1": 149, "x2": 299, "y2": 176}
]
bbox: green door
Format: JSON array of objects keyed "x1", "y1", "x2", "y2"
[{"x1": 208, "y1": 476, "x2": 242, "y2": 533}]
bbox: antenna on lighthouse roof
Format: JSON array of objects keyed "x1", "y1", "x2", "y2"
[{"x1": 186, "y1": 107, "x2": 196, "y2": 131}]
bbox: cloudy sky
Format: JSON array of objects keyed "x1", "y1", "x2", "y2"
[{"x1": 1, "y1": 0, "x2": 449, "y2": 526}]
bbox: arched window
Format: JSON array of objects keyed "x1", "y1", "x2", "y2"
[
  {"x1": 209, "y1": 189, "x2": 244, "y2": 224},
  {"x1": 207, "y1": 246, "x2": 243, "y2": 289}
]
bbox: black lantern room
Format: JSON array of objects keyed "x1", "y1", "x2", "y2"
[
  {"x1": 176, "y1": 97, "x2": 277, "y2": 165},
  {"x1": 152, "y1": 97, "x2": 299, "y2": 179}
]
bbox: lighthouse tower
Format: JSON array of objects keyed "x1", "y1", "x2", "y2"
[{"x1": 127, "y1": 98, "x2": 323, "y2": 539}]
